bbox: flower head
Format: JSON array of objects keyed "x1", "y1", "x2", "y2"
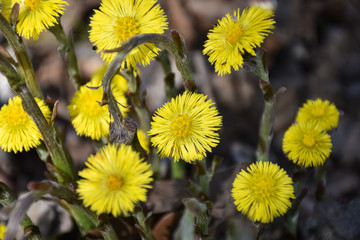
[
  {"x1": 203, "y1": 6, "x2": 275, "y2": 76},
  {"x1": 283, "y1": 122, "x2": 332, "y2": 167},
  {"x1": 0, "y1": 96, "x2": 51, "y2": 153},
  {"x1": 149, "y1": 91, "x2": 222, "y2": 163},
  {"x1": 0, "y1": 223, "x2": 6, "y2": 239},
  {"x1": 232, "y1": 161, "x2": 295, "y2": 223},
  {"x1": 77, "y1": 144, "x2": 153, "y2": 216},
  {"x1": 2, "y1": 0, "x2": 68, "y2": 39},
  {"x1": 90, "y1": 64, "x2": 129, "y2": 94},
  {"x1": 68, "y1": 81, "x2": 129, "y2": 140},
  {"x1": 89, "y1": 0, "x2": 168, "y2": 67},
  {"x1": 296, "y1": 99, "x2": 339, "y2": 131}
]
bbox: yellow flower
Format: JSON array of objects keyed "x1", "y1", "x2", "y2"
[
  {"x1": 68, "y1": 82, "x2": 129, "y2": 140},
  {"x1": 149, "y1": 91, "x2": 222, "y2": 163},
  {"x1": 0, "y1": 223, "x2": 6, "y2": 239},
  {"x1": 283, "y1": 122, "x2": 332, "y2": 167},
  {"x1": 1, "y1": 0, "x2": 68, "y2": 39},
  {"x1": 203, "y1": 6, "x2": 275, "y2": 76},
  {"x1": 77, "y1": 144, "x2": 153, "y2": 216},
  {"x1": 89, "y1": 0, "x2": 168, "y2": 67},
  {"x1": 0, "y1": 96, "x2": 51, "y2": 153},
  {"x1": 137, "y1": 129, "x2": 150, "y2": 153},
  {"x1": 296, "y1": 99, "x2": 339, "y2": 131},
  {"x1": 232, "y1": 161, "x2": 295, "y2": 223},
  {"x1": 90, "y1": 64, "x2": 129, "y2": 94}
]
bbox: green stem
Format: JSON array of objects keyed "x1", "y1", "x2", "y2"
[
  {"x1": 18, "y1": 87, "x2": 77, "y2": 184},
  {"x1": 0, "y1": 183, "x2": 45, "y2": 240},
  {"x1": 25, "y1": 181, "x2": 97, "y2": 235},
  {"x1": 256, "y1": 98, "x2": 274, "y2": 162},
  {"x1": 315, "y1": 164, "x2": 326, "y2": 201},
  {"x1": 150, "y1": 150, "x2": 161, "y2": 179},
  {"x1": 169, "y1": 30, "x2": 196, "y2": 91},
  {"x1": 60, "y1": 200, "x2": 97, "y2": 235},
  {"x1": 97, "y1": 215, "x2": 119, "y2": 240},
  {"x1": 157, "y1": 50, "x2": 172, "y2": 75},
  {"x1": 0, "y1": 44, "x2": 18, "y2": 66},
  {"x1": 0, "y1": 53, "x2": 76, "y2": 184},
  {"x1": 255, "y1": 223, "x2": 265, "y2": 240},
  {"x1": 133, "y1": 206, "x2": 154, "y2": 240},
  {"x1": 0, "y1": 13, "x2": 42, "y2": 98},
  {"x1": 49, "y1": 21, "x2": 85, "y2": 89},
  {"x1": 123, "y1": 71, "x2": 151, "y2": 132},
  {"x1": 182, "y1": 198, "x2": 211, "y2": 238},
  {"x1": 245, "y1": 49, "x2": 275, "y2": 162},
  {"x1": 171, "y1": 159, "x2": 185, "y2": 179},
  {"x1": 156, "y1": 50, "x2": 177, "y2": 98},
  {"x1": 22, "y1": 216, "x2": 44, "y2": 240},
  {"x1": 285, "y1": 166, "x2": 308, "y2": 236},
  {"x1": 198, "y1": 159, "x2": 209, "y2": 198}
]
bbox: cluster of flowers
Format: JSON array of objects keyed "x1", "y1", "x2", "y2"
[
  {"x1": 0, "y1": 0, "x2": 340, "y2": 230},
  {"x1": 283, "y1": 99, "x2": 340, "y2": 167},
  {"x1": 0, "y1": 0, "x2": 169, "y2": 217},
  {"x1": 232, "y1": 99, "x2": 340, "y2": 223}
]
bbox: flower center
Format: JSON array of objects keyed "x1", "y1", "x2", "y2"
[
  {"x1": 114, "y1": 16, "x2": 140, "y2": 42},
  {"x1": 302, "y1": 134, "x2": 315, "y2": 147},
  {"x1": 312, "y1": 106, "x2": 325, "y2": 117},
  {"x1": 252, "y1": 174, "x2": 276, "y2": 201},
  {"x1": 24, "y1": 0, "x2": 40, "y2": 10},
  {"x1": 106, "y1": 174, "x2": 124, "y2": 190},
  {"x1": 5, "y1": 103, "x2": 29, "y2": 126},
  {"x1": 170, "y1": 115, "x2": 191, "y2": 138},
  {"x1": 225, "y1": 22, "x2": 243, "y2": 45}
]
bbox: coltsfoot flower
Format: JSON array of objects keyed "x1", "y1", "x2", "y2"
[
  {"x1": 203, "y1": 6, "x2": 275, "y2": 76},
  {"x1": 232, "y1": 161, "x2": 295, "y2": 223},
  {"x1": 68, "y1": 82, "x2": 129, "y2": 140},
  {"x1": 1, "y1": 0, "x2": 68, "y2": 39},
  {"x1": 296, "y1": 99, "x2": 339, "y2": 131},
  {"x1": 149, "y1": 91, "x2": 222, "y2": 163},
  {"x1": 89, "y1": 0, "x2": 168, "y2": 67},
  {"x1": 77, "y1": 144, "x2": 153, "y2": 216},
  {"x1": 283, "y1": 122, "x2": 332, "y2": 167},
  {"x1": 0, "y1": 96, "x2": 51, "y2": 153}
]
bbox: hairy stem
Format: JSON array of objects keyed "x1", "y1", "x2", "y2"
[
  {"x1": 0, "y1": 12, "x2": 42, "y2": 98},
  {"x1": 245, "y1": 49, "x2": 275, "y2": 162},
  {"x1": 133, "y1": 206, "x2": 154, "y2": 240},
  {"x1": 0, "y1": 53, "x2": 76, "y2": 184},
  {"x1": 49, "y1": 22, "x2": 85, "y2": 89}
]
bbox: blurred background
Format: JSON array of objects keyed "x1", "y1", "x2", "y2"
[{"x1": 0, "y1": 0, "x2": 359, "y2": 239}]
